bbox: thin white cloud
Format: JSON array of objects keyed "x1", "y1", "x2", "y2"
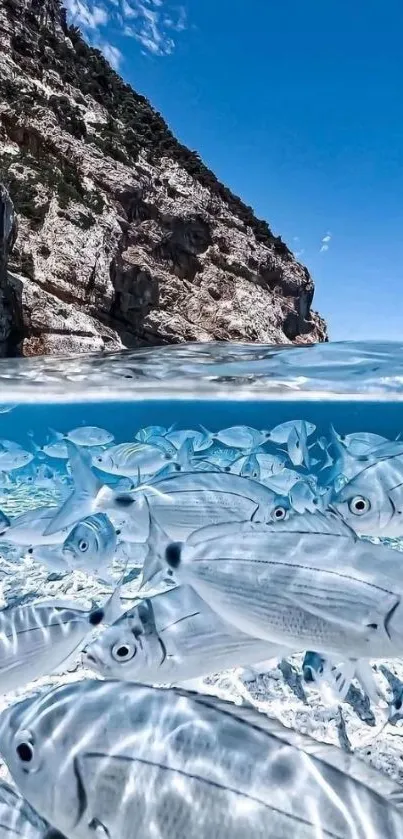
[
  {"x1": 320, "y1": 231, "x2": 332, "y2": 253},
  {"x1": 100, "y1": 42, "x2": 123, "y2": 68},
  {"x1": 65, "y1": 0, "x2": 109, "y2": 29},
  {"x1": 65, "y1": 0, "x2": 187, "y2": 65},
  {"x1": 123, "y1": 1, "x2": 186, "y2": 56}
]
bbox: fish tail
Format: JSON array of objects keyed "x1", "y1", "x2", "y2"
[
  {"x1": 199, "y1": 424, "x2": 214, "y2": 441},
  {"x1": 43, "y1": 442, "x2": 102, "y2": 536},
  {"x1": 48, "y1": 427, "x2": 65, "y2": 442}
]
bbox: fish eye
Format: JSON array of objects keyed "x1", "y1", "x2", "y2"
[
  {"x1": 348, "y1": 496, "x2": 371, "y2": 516},
  {"x1": 14, "y1": 731, "x2": 38, "y2": 772},
  {"x1": 78, "y1": 539, "x2": 89, "y2": 552},
  {"x1": 272, "y1": 506, "x2": 287, "y2": 521},
  {"x1": 111, "y1": 641, "x2": 136, "y2": 662},
  {"x1": 17, "y1": 742, "x2": 33, "y2": 762}
]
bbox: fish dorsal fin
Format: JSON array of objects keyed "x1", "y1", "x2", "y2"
[
  {"x1": 261, "y1": 509, "x2": 357, "y2": 539},
  {"x1": 187, "y1": 511, "x2": 356, "y2": 545},
  {"x1": 171, "y1": 688, "x2": 403, "y2": 805},
  {"x1": 366, "y1": 441, "x2": 403, "y2": 460}
]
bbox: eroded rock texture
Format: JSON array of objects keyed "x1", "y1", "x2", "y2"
[{"x1": 0, "y1": 0, "x2": 327, "y2": 355}]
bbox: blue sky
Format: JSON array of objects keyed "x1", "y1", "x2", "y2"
[{"x1": 65, "y1": 0, "x2": 403, "y2": 341}]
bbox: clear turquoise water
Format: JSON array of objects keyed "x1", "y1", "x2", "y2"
[{"x1": 0, "y1": 343, "x2": 403, "y2": 837}]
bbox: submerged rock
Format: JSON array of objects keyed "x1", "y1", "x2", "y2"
[{"x1": 0, "y1": 0, "x2": 327, "y2": 356}]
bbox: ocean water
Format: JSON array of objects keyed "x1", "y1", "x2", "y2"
[{"x1": 1, "y1": 341, "x2": 403, "y2": 836}]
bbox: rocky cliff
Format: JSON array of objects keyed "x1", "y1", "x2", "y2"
[{"x1": 0, "y1": 0, "x2": 327, "y2": 356}]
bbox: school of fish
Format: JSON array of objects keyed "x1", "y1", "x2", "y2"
[{"x1": 1, "y1": 417, "x2": 403, "y2": 837}]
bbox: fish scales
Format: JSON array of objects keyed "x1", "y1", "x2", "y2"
[
  {"x1": 0, "y1": 680, "x2": 402, "y2": 839},
  {"x1": 166, "y1": 514, "x2": 403, "y2": 658},
  {"x1": 140, "y1": 472, "x2": 284, "y2": 538}
]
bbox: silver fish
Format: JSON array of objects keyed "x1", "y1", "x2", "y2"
[
  {"x1": 165, "y1": 428, "x2": 212, "y2": 452},
  {"x1": 66, "y1": 427, "x2": 114, "y2": 447},
  {"x1": 2, "y1": 507, "x2": 71, "y2": 547},
  {"x1": 332, "y1": 447, "x2": 403, "y2": 537},
  {"x1": 0, "y1": 405, "x2": 17, "y2": 414},
  {"x1": 1, "y1": 680, "x2": 403, "y2": 839},
  {"x1": 289, "y1": 480, "x2": 322, "y2": 514},
  {"x1": 135, "y1": 425, "x2": 171, "y2": 443},
  {"x1": 45, "y1": 444, "x2": 289, "y2": 541},
  {"x1": 262, "y1": 466, "x2": 303, "y2": 494},
  {"x1": 62, "y1": 513, "x2": 117, "y2": 576},
  {"x1": 267, "y1": 420, "x2": 316, "y2": 445},
  {"x1": 287, "y1": 423, "x2": 310, "y2": 468},
  {"x1": 205, "y1": 425, "x2": 269, "y2": 450},
  {"x1": 84, "y1": 584, "x2": 287, "y2": 683},
  {"x1": 139, "y1": 471, "x2": 290, "y2": 540},
  {"x1": 0, "y1": 587, "x2": 121, "y2": 695},
  {"x1": 341, "y1": 432, "x2": 388, "y2": 456},
  {"x1": 0, "y1": 780, "x2": 64, "y2": 839},
  {"x1": 0, "y1": 448, "x2": 33, "y2": 472},
  {"x1": 198, "y1": 445, "x2": 241, "y2": 469},
  {"x1": 163, "y1": 511, "x2": 403, "y2": 661},
  {"x1": 92, "y1": 440, "x2": 175, "y2": 478},
  {"x1": 42, "y1": 442, "x2": 69, "y2": 460},
  {"x1": 229, "y1": 453, "x2": 261, "y2": 480}
]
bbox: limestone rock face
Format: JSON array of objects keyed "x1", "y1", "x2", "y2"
[
  {"x1": 0, "y1": 183, "x2": 17, "y2": 355},
  {"x1": 0, "y1": 0, "x2": 327, "y2": 356}
]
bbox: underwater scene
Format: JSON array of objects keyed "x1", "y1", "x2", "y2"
[{"x1": 1, "y1": 342, "x2": 403, "y2": 837}]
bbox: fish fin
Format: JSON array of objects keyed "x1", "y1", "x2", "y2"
[
  {"x1": 27, "y1": 432, "x2": 43, "y2": 455},
  {"x1": 354, "y1": 660, "x2": 387, "y2": 706},
  {"x1": 100, "y1": 556, "x2": 130, "y2": 625},
  {"x1": 100, "y1": 585, "x2": 123, "y2": 625},
  {"x1": 170, "y1": 688, "x2": 403, "y2": 802},
  {"x1": 140, "y1": 500, "x2": 171, "y2": 588},
  {"x1": 32, "y1": 596, "x2": 92, "y2": 611},
  {"x1": 41, "y1": 554, "x2": 70, "y2": 573},
  {"x1": 176, "y1": 438, "x2": 194, "y2": 469},
  {"x1": 199, "y1": 425, "x2": 214, "y2": 441},
  {"x1": 242, "y1": 650, "x2": 291, "y2": 681},
  {"x1": 0, "y1": 511, "x2": 11, "y2": 532},
  {"x1": 314, "y1": 657, "x2": 356, "y2": 701},
  {"x1": 48, "y1": 428, "x2": 65, "y2": 442},
  {"x1": 366, "y1": 441, "x2": 403, "y2": 460},
  {"x1": 43, "y1": 442, "x2": 102, "y2": 535}
]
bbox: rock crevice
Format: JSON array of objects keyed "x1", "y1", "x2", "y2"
[{"x1": 0, "y1": 0, "x2": 327, "y2": 355}]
